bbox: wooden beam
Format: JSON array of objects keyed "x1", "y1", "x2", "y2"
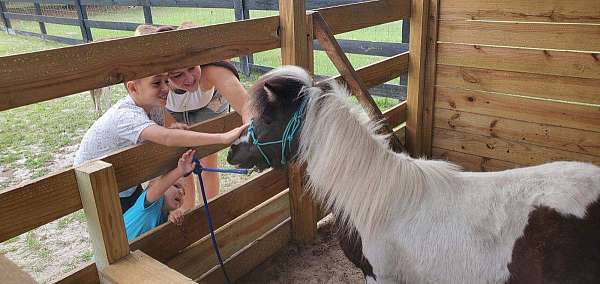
[
  {"x1": 421, "y1": 0, "x2": 441, "y2": 156},
  {"x1": 75, "y1": 161, "x2": 129, "y2": 270},
  {"x1": 435, "y1": 86, "x2": 600, "y2": 133},
  {"x1": 437, "y1": 20, "x2": 600, "y2": 52},
  {"x1": 322, "y1": 52, "x2": 409, "y2": 89},
  {"x1": 0, "y1": 254, "x2": 36, "y2": 284},
  {"x1": 101, "y1": 250, "x2": 194, "y2": 284},
  {"x1": 55, "y1": 261, "x2": 99, "y2": 284},
  {"x1": 406, "y1": 0, "x2": 430, "y2": 156},
  {"x1": 167, "y1": 190, "x2": 290, "y2": 279},
  {"x1": 432, "y1": 148, "x2": 520, "y2": 172},
  {"x1": 436, "y1": 64, "x2": 600, "y2": 105},
  {"x1": 0, "y1": 16, "x2": 280, "y2": 111},
  {"x1": 313, "y1": 12, "x2": 404, "y2": 153},
  {"x1": 0, "y1": 169, "x2": 80, "y2": 243},
  {"x1": 197, "y1": 219, "x2": 291, "y2": 283},
  {"x1": 130, "y1": 169, "x2": 288, "y2": 263},
  {"x1": 279, "y1": 0, "x2": 318, "y2": 243},
  {"x1": 382, "y1": 101, "x2": 408, "y2": 128},
  {"x1": 434, "y1": 108, "x2": 600, "y2": 157},
  {"x1": 436, "y1": 43, "x2": 600, "y2": 80},
  {"x1": 315, "y1": 0, "x2": 411, "y2": 36}
]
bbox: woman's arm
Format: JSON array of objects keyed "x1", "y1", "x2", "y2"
[
  {"x1": 202, "y1": 65, "x2": 251, "y2": 123},
  {"x1": 140, "y1": 123, "x2": 247, "y2": 147}
]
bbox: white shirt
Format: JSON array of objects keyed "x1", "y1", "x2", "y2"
[
  {"x1": 74, "y1": 96, "x2": 164, "y2": 197},
  {"x1": 166, "y1": 87, "x2": 215, "y2": 112}
]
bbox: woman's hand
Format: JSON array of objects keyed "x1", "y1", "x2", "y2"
[
  {"x1": 219, "y1": 123, "x2": 249, "y2": 145},
  {"x1": 168, "y1": 208, "x2": 185, "y2": 226},
  {"x1": 177, "y1": 149, "x2": 196, "y2": 177}
]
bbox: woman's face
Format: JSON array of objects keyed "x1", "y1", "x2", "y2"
[
  {"x1": 168, "y1": 66, "x2": 202, "y2": 92},
  {"x1": 129, "y1": 74, "x2": 170, "y2": 107}
]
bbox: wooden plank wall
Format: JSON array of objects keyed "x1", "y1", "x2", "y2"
[{"x1": 431, "y1": 0, "x2": 600, "y2": 171}]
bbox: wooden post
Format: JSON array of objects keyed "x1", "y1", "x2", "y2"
[
  {"x1": 75, "y1": 161, "x2": 129, "y2": 271},
  {"x1": 406, "y1": 0, "x2": 430, "y2": 156},
  {"x1": 34, "y1": 2, "x2": 46, "y2": 36},
  {"x1": 420, "y1": 0, "x2": 440, "y2": 157},
  {"x1": 143, "y1": 0, "x2": 153, "y2": 24},
  {"x1": 0, "y1": 1, "x2": 12, "y2": 32},
  {"x1": 234, "y1": 0, "x2": 252, "y2": 76},
  {"x1": 279, "y1": 0, "x2": 318, "y2": 242},
  {"x1": 74, "y1": 0, "x2": 93, "y2": 42}
]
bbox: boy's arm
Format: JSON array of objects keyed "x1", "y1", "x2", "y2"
[{"x1": 140, "y1": 124, "x2": 248, "y2": 147}]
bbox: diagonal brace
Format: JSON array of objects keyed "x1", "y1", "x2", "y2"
[{"x1": 312, "y1": 12, "x2": 405, "y2": 153}]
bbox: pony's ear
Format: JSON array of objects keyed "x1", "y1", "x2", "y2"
[{"x1": 263, "y1": 82, "x2": 278, "y2": 103}]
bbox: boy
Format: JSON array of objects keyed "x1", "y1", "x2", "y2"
[{"x1": 123, "y1": 149, "x2": 196, "y2": 241}]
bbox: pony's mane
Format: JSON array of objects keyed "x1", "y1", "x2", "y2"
[{"x1": 297, "y1": 80, "x2": 460, "y2": 241}]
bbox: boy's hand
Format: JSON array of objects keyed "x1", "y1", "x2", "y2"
[
  {"x1": 178, "y1": 149, "x2": 196, "y2": 177},
  {"x1": 220, "y1": 123, "x2": 249, "y2": 145},
  {"x1": 168, "y1": 208, "x2": 185, "y2": 226}
]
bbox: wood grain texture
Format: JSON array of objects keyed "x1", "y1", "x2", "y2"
[
  {"x1": 436, "y1": 64, "x2": 600, "y2": 105},
  {"x1": 421, "y1": 0, "x2": 441, "y2": 156},
  {"x1": 315, "y1": 0, "x2": 411, "y2": 36},
  {"x1": 0, "y1": 169, "x2": 80, "y2": 243},
  {"x1": 101, "y1": 250, "x2": 194, "y2": 284},
  {"x1": 435, "y1": 86, "x2": 600, "y2": 133},
  {"x1": 197, "y1": 219, "x2": 291, "y2": 283},
  {"x1": 406, "y1": 0, "x2": 431, "y2": 155},
  {"x1": 382, "y1": 101, "x2": 407, "y2": 128},
  {"x1": 438, "y1": 20, "x2": 600, "y2": 52},
  {"x1": 0, "y1": 16, "x2": 280, "y2": 111},
  {"x1": 167, "y1": 190, "x2": 290, "y2": 280},
  {"x1": 54, "y1": 261, "x2": 99, "y2": 284},
  {"x1": 434, "y1": 108, "x2": 600, "y2": 157},
  {"x1": 433, "y1": 128, "x2": 600, "y2": 166},
  {"x1": 437, "y1": 43, "x2": 600, "y2": 80},
  {"x1": 75, "y1": 161, "x2": 129, "y2": 270},
  {"x1": 129, "y1": 169, "x2": 288, "y2": 263},
  {"x1": 432, "y1": 147, "x2": 520, "y2": 172},
  {"x1": 439, "y1": 0, "x2": 600, "y2": 23},
  {"x1": 0, "y1": 254, "x2": 36, "y2": 284}
]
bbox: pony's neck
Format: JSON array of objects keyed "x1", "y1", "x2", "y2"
[{"x1": 297, "y1": 85, "x2": 449, "y2": 241}]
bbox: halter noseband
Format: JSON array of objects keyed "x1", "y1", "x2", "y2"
[{"x1": 247, "y1": 98, "x2": 308, "y2": 167}]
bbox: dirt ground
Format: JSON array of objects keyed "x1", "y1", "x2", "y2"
[{"x1": 239, "y1": 215, "x2": 365, "y2": 284}]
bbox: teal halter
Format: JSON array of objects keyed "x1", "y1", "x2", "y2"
[{"x1": 247, "y1": 98, "x2": 308, "y2": 167}]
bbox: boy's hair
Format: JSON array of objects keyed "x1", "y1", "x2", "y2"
[
  {"x1": 178, "y1": 21, "x2": 199, "y2": 30},
  {"x1": 126, "y1": 24, "x2": 177, "y2": 88}
]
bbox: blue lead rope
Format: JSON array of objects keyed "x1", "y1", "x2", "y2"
[{"x1": 190, "y1": 157, "x2": 250, "y2": 284}]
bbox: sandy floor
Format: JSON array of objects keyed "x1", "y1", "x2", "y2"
[{"x1": 239, "y1": 216, "x2": 365, "y2": 284}]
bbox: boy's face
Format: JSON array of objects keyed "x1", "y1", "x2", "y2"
[
  {"x1": 168, "y1": 66, "x2": 202, "y2": 92},
  {"x1": 127, "y1": 74, "x2": 170, "y2": 107},
  {"x1": 164, "y1": 180, "x2": 185, "y2": 210}
]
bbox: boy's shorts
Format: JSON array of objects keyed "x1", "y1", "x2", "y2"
[{"x1": 120, "y1": 185, "x2": 144, "y2": 213}]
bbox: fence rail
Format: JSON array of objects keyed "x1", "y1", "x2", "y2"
[{"x1": 0, "y1": 0, "x2": 409, "y2": 97}]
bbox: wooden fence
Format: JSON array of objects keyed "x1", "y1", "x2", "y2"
[
  {"x1": 0, "y1": 0, "x2": 410, "y2": 99},
  {"x1": 0, "y1": 0, "x2": 423, "y2": 282}
]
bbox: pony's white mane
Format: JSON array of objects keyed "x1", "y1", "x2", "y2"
[{"x1": 297, "y1": 80, "x2": 459, "y2": 241}]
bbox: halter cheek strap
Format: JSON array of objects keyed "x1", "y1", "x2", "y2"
[{"x1": 247, "y1": 98, "x2": 308, "y2": 167}]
